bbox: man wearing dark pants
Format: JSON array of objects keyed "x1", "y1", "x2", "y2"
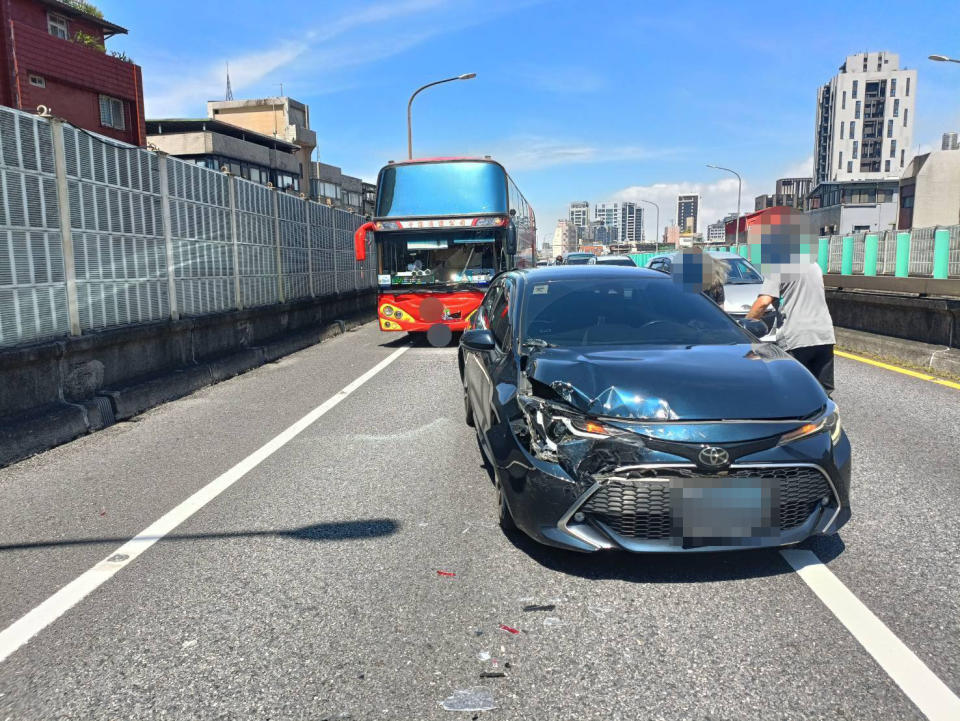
[{"x1": 746, "y1": 261, "x2": 836, "y2": 393}]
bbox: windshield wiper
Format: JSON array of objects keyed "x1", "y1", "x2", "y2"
[{"x1": 521, "y1": 338, "x2": 557, "y2": 349}]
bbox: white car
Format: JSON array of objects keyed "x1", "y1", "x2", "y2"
[{"x1": 646, "y1": 251, "x2": 777, "y2": 339}]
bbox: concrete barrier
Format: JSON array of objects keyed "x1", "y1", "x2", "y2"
[
  {"x1": 825, "y1": 289, "x2": 960, "y2": 349},
  {"x1": 0, "y1": 290, "x2": 376, "y2": 468}
]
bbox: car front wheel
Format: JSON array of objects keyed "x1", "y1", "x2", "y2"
[{"x1": 496, "y1": 476, "x2": 518, "y2": 532}]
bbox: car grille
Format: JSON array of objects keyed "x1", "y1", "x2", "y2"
[{"x1": 580, "y1": 466, "x2": 832, "y2": 540}]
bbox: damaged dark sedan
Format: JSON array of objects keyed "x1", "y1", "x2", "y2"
[{"x1": 458, "y1": 265, "x2": 851, "y2": 552}]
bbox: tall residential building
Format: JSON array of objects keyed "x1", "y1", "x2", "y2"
[
  {"x1": 755, "y1": 177, "x2": 813, "y2": 211},
  {"x1": 677, "y1": 194, "x2": 700, "y2": 234},
  {"x1": 208, "y1": 97, "x2": 317, "y2": 197},
  {"x1": 568, "y1": 201, "x2": 590, "y2": 229},
  {"x1": 593, "y1": 201, "x2": 642, "y2": 244},
  {"x1": 0, "y1": 0, "x2": 146, "y2": 145},
  {"x1": 706, "y1": 221, "x2": 726, "y2": 243},
  {"x1": 551, "y1": 219, "x2": 578, "y2": 257},
  {"x1": 813, "y1": 52, "x2": 916, "y2": 184}
]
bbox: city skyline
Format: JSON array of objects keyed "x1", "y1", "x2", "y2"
[{"x1": 97, "y1": 1, "x2": 960, "y2": 244}]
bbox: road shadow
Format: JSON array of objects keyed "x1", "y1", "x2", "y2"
[
  {"x1": 0, "y1": 518, "x2": 400, "y2": 552},
  {"x1": 378, "y1": 331, "x2": 462, "y2": 349}
]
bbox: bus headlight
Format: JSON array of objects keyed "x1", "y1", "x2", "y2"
[{"x1": 381, "y1": 306, "x2": 394, "y2": 317}]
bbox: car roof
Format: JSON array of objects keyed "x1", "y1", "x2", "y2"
[
  {"x1": 651, "y1": 250, "x2": 747, "y2": 261},
  {"x1": 564, "y1": 251, "x2": 596, "y2": 257},
  {"x1": 512, "y1": 265, "x2": 664, "y2": 282},
  {"x1": 597, "y1": 254, "x2": 633, "y2": 260}
]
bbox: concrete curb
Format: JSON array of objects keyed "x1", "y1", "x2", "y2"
[
  {"x1": 834, "y1": 327, "x2": 960, "y2": 380},
  {"x1": 0, "y1": 312, "x2": 374, "y2": 469}
]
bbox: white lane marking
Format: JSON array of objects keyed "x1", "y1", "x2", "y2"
[
  {"x1": 0, "y1": 344, "x2": 410, "y2": 665},
  {"x1": 781, "y1": 549, "x2": 960, "y2": 721}
]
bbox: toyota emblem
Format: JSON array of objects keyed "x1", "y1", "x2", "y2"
[{"x1": 698, "y1": 446, "x2": 730, "y2": 468}]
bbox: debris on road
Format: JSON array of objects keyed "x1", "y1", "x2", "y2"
[
  {"x1": 522, "y1": 603, "x2": 556, "y2": 612},
  {"x1": 543, "y1": 617, "x2": 561, "y2": 627},
  {"x1": 477, "y1": 651, "x2": 490, "y2": 661},
  {"x1": 181, "y1": 639, "x2": 197, "y2": 649},
  {"x1": 441, "y1": 688, "x2": 496, "y2": 712},
  {"x1": 436, "y1": 570, "x2": 457, "y2": 577},
  {"x1": 498, "y1": 624, "x2": 519, "y2": 635},
  {"x1": 479, "y1": 672, "x2": 506, "y2": 679}
]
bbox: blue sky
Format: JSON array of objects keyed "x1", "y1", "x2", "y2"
[{"x1": 100, "y1": 0, "x2": 960, "y2": 244}]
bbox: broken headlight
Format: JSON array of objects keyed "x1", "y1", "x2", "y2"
[{"x1": 517, "y1": 395, "x2": 615, "y2": 462}]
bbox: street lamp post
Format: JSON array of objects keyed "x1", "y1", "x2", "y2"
[
  {"x1": 929, "y1": 54, "x2": 960, "y2": 64},
  {"x1": 406, "y1": 73, "x2": 477, "y2": 160},
  {"x1": 706, "y1": 164, "x2": 742, "y2": 251},
  {"x1": 636, "y1": 199, "x2": 659, "y2": 248}
]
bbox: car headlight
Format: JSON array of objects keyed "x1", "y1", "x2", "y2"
[
  {"x1": 517, "y1": 395, "x2": 612, "y2": 461},
  {"x1": 778, "y1": 401, "x2": 842, "y2": 446}
]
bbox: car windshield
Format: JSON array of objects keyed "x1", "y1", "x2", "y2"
[
  {"x1": 565, "y1": 254, "x2": 596, "y2": 265},
  {"x1": 596, "y1": 257, "x2": 637, "y2": 266},
  {"x1": 724, "y1": 258, "x2": 763, "y2": 283},
  {"x1": 379, "y1": 232, "x2": 499, "y2": 287},
  {"x1": 521, "y1": 276, "x2": 749, "y2": 347}
]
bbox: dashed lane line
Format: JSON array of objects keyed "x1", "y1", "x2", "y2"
[
  {"x1": 781, "y1": 550, "x2": 960, "y2": 721},
  {"x1": 0, "y1": 344, "x2": 410, "y2": 665}
]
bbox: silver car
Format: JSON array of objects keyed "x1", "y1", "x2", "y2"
[{"x1": 646, "y1": 251, "x2": 776, "y2": 338}]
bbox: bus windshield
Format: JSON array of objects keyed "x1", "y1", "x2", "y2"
[
  {"x1": 379, "y1": 232, "x2": 500, "y2": 288},
  {"x1": 377, "y1": 161, "x2": 508, "y2": 217}
]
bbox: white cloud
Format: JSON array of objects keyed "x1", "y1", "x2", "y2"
[
  {"x1": 144, "y1": 0, "x2": 452, "y2": 117},
  {"x1": 611, "y1": 178, "x2": 755, "y2": 241},
  {"x1": 781, "y1": 155, "x2": 813, "y2": 179},
  {"x1": 476, "y1": 136, "x2": 687, "y2": 172}
]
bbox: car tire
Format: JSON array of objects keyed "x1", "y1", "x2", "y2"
[
  {"x1": 464, "y1": 388, "x2": 475, "y2": 427},
  {"x1": 496, "y1": 476, "x2": 518, "y2": 533}
]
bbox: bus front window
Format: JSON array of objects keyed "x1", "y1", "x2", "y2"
[{"x1": 379, "y1": 233, "x2": 501, "y2": 287}]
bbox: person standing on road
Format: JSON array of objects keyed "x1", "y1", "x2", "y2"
[{"x1": 746, "y1": 254, "x2": 836, "y2": 393}]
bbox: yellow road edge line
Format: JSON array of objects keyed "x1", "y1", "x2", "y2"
[{"x1": 836, "y1": 349, "x2": 960, "y2": 389}]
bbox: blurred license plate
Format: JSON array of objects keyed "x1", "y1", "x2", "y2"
[{"x1": 671, "y1": 477, "x2": 779, "y2": 548}]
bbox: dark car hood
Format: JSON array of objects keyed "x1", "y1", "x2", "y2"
[{"x1": 524, "y1": 343, "x2": 825, "y2": 421}]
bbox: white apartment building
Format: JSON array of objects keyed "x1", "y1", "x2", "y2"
[
  {"x1": 551, "y1": 219, "x2": 578, "y2": 257},
  {"x1": 593, "y1": 201, "x2": 643, "y2": 243},
  {"x1": 814, "y1": 51, "x2": 916, "y2": 184},
  {"x1": 568, "y1": 201, "x2": 589, "y2": 229}
]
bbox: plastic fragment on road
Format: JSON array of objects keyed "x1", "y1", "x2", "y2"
[
  {"x1": 479, "y1": 672, "x2": 506, "y2": 678},
  {"x1": 441, "y1": 688, "x2": 496, "y2": 712},
  {"x1": 498, "y1": 624, "x2": 519, "y2": 635},
  {"x1": 522, "y1": 604, "x2": 556, "y2": 612},
  {"x1": 477, "y1": 651, "x2": 490, "y2": 661},
  {"x1": 181, "y1": 639, "x2": 197, "y2": 649},
  {"x1": 437, "y1": 570, "x2": 456, "y2": 577},
  {"x1": 543, "y1": 617, "x2": 561, "y2": 627}
]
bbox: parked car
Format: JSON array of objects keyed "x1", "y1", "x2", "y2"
[
  {"x1": 562, "y1": 252, "x2": 597, "y2": 265},
  {"x1": 595, "y1": 254, "x2": 638, "y2": 267},
  {"x1": 459, "y1": 265, "x2": 850, "y2": 552},
  {"x1": 646, "y1": 251, "x2": 776, "y2": 337}
]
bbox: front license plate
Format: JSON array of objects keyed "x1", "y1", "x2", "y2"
[{"x1": 671, "y1": 477, "x2": 779, "y2": 548}]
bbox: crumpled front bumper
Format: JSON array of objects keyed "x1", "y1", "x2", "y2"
[{"x1": 491, "y1": 420, "x2": 851, "y2": 553}]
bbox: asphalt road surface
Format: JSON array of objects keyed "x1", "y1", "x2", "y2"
[{"x1": 1, "y1": 323, "x2": 958, "y2": 720}]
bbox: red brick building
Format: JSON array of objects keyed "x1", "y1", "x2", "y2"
[{"x1": 0, "y1": 0, "x2": 145, "y2": 145}]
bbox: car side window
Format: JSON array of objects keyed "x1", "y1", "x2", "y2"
[
  {"x1": 476, "y1": 283, "x2": 501, "y2": 330},
  {"x1": 650, "y1": 259, "x2": 665, "y2": 273},
  {"x1": 489, "y1": 281, "x2": 512, "y2": 350}
]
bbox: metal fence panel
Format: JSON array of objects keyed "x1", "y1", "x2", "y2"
[
  {"x1": 63, "y1": 124, "x2": 169, "y2": 331},
  {"x1": 235, "y1": 178, "x2": 278, "y2": 307},
  {"x1": 167, "y1": 158, "x2": 234, "y2": 316},
  {"x1": 0, "y1": 108, "x2": 67, "y2": 347},
  {"x1": 827, "y1": 235, "x2": 842, "y2": 273},
  {"x1": 908, "y1": 226, "x2": 935, "y2": 277},
  {"x1": 278, "y1": 191, "x2": 310, "y2": 301},
  {"x1": 851, "y1": 231, "x2": 866, "y2": 274},
  {"x1": 948, "y1": 225, "x2": 960, "y2": 278},
  {"x1": 877, "y1": 229, "x2": 897, "y2": 275}
]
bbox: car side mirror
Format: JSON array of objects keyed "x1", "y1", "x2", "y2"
[
  {"x1": 461, "y1": 328, "x2": 496, "y2": 352},
  {"x1": 505, "y1": 223, "x2": 517, "y2": 256},
  {"x1": 738, "y1": 318, "x2": 768, "y2": 338}
]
